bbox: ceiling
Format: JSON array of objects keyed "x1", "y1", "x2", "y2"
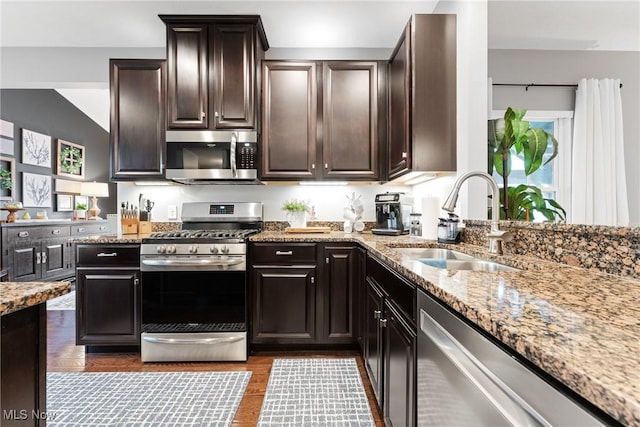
[{"x1": 1, "y1": 0, "x2": 638, "y2": 130}]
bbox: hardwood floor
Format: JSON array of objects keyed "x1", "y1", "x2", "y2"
[{"x1": 47, "y1": 310, "x2": 384, "y2": 426}]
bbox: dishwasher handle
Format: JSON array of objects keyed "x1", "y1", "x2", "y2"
[{"x1": 420, "y1": 309, "x2": 551, "y2": 427}]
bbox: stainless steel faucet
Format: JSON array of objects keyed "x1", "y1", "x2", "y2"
[{"x1": 442, "y1": 171, "x2": 513, "y2": 254}]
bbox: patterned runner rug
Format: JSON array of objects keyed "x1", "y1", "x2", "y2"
[
  {"x1": 258, "y1": 358, "x2": 375, "y2": 426},
  {"x1": 47, "y1": 290, "x2": 75, "y2": 310},
  {"x1": 47, "y1": 371, "x2": 251, "y2": 426}
]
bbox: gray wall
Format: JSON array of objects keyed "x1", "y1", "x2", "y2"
[
  {"x1": 489, "y1": 49, "x2": 640, "y2": 226},
  {"x1": 0, "y1": 89, "x2": 116, "y2": 219}
]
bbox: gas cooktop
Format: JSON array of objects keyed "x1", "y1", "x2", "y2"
[{"x1": 142, "y1": 228, "x2": 260, "y2": 244}]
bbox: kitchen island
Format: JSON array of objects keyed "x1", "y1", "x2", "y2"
[
  {"x1": 1, "y1": 281, "x2": 71, "y2": 426},
  {"x1": 251, "y1": 230, "x2": 640, "y2": 426}
]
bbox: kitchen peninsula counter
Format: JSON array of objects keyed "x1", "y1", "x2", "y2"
[
  {"x1": 251, "y1": 231, "x2": 640, "y2": 426},
  {"x1": 1, "y1": 280, "x2": 71, "y2": 315}
]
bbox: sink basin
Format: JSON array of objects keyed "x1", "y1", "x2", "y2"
[
  {"x1": 417, "y1": 258, "x2": 519, "y2": 272},
  {"x1": 393, "y1": 248, "x2": 474, "y2": 260}
]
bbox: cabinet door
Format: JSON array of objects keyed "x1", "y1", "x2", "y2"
[
  {"x1": 76, "y1": 268, "x2": 140, "y2": 345},
  {"x1": 110, "y1": 59, "x2": 166, "y2": 180},
  {"x1": 261, "y1": 61, "x2": 318, "y2": 179},
  {"x1": 387, "y1": 23, "x2": 411, "y2": 179},
  {"x1": 41, "y1": 237, "x2": 72, "y2": 280},
  {"x1": 166, "y1": 24, "x2": 208, "y2": 128},
  {"x1": 383, "y1": 300, "x2": 416, "y2": 427},
  {"x1": 323, "y1": 61, "x2": 380, "y2": 180},
  {"x1": 9, "y1": 240, "x2": 40, "y2": 281},
  {"x1": 319, "y1": 245, "x2": 356, "y2": 343},
  {"x1": 211, "y1": 24, "x2": 256, "y2": 129},
  {"x1": 364, "y1": 277, "x2": 385, "y2": 407},
  {"x1": 251, "y1": 266, "x2": 316, "y2": 344}
]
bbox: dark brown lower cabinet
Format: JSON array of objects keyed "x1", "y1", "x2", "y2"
[
  {"x1": 363, "y1": 253, "x2": 417, "y2": 426},
  {"x1": 75, "y1": 244, "x2": 141, "y2": 346},
  {"x1": 1, "y1": 305, "x2": 46, "y2": 427},
  {"x1": 249, "y1": 242, "x2": 359, "y2": 347},
  {"x1": 251, "y1": 266, "x2": 316, "y2": 344}
]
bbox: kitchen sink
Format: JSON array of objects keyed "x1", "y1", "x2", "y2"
[
  {"x1": 393, "y1": 248, "x2": 475, "y2": 260},
  {"x1": 417, "y1": 258, "x2": 518, "y2": 272}
]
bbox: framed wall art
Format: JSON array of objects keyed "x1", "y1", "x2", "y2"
[
  {"x1": 57, "y1": 139, "x2": 85, "y2": 179},
  {"x1": 22, "y1": 129, "x2": 52, "y2": 168},
  {"x1": 56, "y1": 194, "x2": 74, "y2": 212},
  {"x1": 22, "y1": 172, "x2": 52, "y2": 207},
  {"x1": 0, "y1": 119, "x2": 15, "y2": 156},
  {"x1": 0, "y1": 156, "x2": 16, "y2": 201}
]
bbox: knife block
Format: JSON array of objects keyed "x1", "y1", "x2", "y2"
[
  {"x1": 138, "y1": 221, "x2": 151, "y2": 234},
  {"x1": 121, "y1": 218, "x2": 138, "y2": 234}
]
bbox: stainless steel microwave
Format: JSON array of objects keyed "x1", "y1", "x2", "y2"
[{"x1": 165, "y1": 130, "x2": 258, "y2": 184}]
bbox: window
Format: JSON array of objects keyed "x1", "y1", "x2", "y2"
[{"x1": 489, "y1": 110, "x2": 573, "y2": 221}]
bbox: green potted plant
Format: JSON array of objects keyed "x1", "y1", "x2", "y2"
[
  {"x1": 488, "y1": 107, "x2": 566, "y2": 221},
  {"x1": 74, "y1": 202, "x2": 88, "y2": 220},
  {"x1": 282, "y1": 199, "x2": 311, "y2": 228},
  {"x1": 0, "y1": 166, "x2": 12, "y2": 190}
]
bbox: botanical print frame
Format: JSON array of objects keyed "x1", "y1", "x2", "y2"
[
  {"x1": 57, "y1": 139, "x2": 85, "y2": 179},
  {"x1": 22, "y1": 129, "x2": 52, "y2": 168},
  {"x1": 0, "y1": 156, "x2": 16, "y2": 201},
  {"x1": 56, "y1": 194, "x2": 74, "y2": 212},
  {"x1": 74, "y1": 195, "x2": 88, "y2": 210},
  {"x1": 22, "y1": 172, "x2": 52, "y2": 207},
  {"x1": 0, "y1": 119, "x2": 15, "y2": 156}
]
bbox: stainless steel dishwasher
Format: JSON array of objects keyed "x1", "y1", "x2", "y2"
[{"x1": 417, "y1": 289, "x2": 610, "y2": 427}]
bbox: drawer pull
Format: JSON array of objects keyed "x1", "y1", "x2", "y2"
[
  {"x1": 52, "y1": 229, "x2": 61, "y2": 235},
  {"x1": 77, "y1": 227, "x2": 85, "y2": 233},
  {"x1": 373, "y1": 310, "x2": 382, "y2": 319},
  {"x1": 99, "y1": 226, "x2": 107, "y2": 231},
  {"x1": 97, "y1": 252, "x2": 118, "y2": 257},
  {"x1": 275, "y1": 250, "x2": 293, "y2": 256},
  {"x1": 18, "y1": 231, "x2": 29, "y2": 238}
]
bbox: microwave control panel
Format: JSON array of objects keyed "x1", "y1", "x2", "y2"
[{"x1": 238, "y1": 143, "x2": 257, "y2": 169}]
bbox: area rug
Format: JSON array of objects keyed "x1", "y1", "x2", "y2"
[
  {"x1": 47, "y1": 371, "x2": 251, "y2": 426},
  {"x1": 47, "y1": 290, "x2": 75, "y2": 310},
  {"x1": 258, "y1": 358, "x2": 375, "y2": 426}
]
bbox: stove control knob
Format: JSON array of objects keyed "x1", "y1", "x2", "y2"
[
  {"x1": 209, "y1": 246, "x2": 219, "y2": 254},
  {"x1": 156, "y1": 245, "x2": 166, "y2": 254},
  {"x1": 189, "y1": 245, "x2": 198, "y2": 254},
  {"x1": 166, "y1": 245, "x2": 176, "y2": 254},
  {"x1": 221, "y1": 246, "x2": 230, "y2": 254}
]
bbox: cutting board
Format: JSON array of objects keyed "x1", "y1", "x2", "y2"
[{"x1": 285, "y1": 226, "x2": 332, "y2": 233}]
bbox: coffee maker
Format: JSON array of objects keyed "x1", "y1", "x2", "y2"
[{"x1": 372, "y1": 192, "x2": 413, "y2": 235}]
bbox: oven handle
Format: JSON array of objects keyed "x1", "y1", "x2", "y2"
[
  {"x1": 141, "y1": 259, "x2": 244, "y2": 267},
  {"x1": 142, "y1": 335, "x2": 244, "y2": 345}
]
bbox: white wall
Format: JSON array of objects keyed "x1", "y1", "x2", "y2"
[
  {"x1": 117, "y1": 182, "x2": 409, "y2": 222},
  {"x1": 489, "y1": 49, "x2": 640, "y2": 226}
]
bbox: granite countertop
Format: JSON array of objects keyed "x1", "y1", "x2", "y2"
[
  {"x1": 1, "y1": 281, "x2": 72, "y2": 316},
  {"x1": 251, "y1": 231, "x2": 640, "y2": 426},
  {"x1": 71, "y1": 233, "x2": 147, "y2": 244}
]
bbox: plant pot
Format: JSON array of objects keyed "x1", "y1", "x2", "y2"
[
  {"x1": 287, "y1": 211, "x2": 307, "y2": 228},
  {"x1": 74, "y1": 209, "x2": 86, "y2": 220}
]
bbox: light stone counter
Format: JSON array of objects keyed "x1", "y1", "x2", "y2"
[
  {"x1": 251, "y1": 230, "x2": 640, "y2": 426},
  {"x1": 1, "y1": 281, "x2": 71, "y2": 316}
]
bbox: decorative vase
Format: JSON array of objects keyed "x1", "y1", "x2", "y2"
[{"x1": 287, "y1": 211, "x2": 307, "y2": 228}]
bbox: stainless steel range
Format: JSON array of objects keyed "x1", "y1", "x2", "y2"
[{"x1": 139, "y1": 202, "x2": 262, "y2": 362}]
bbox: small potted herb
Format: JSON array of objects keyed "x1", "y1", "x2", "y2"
[
  {"x1": 74, "y1": 203, "x2": 87, "y2": 220},
  {"x1": 282, "y1": 199, "x2": 311, "y2": 228}
]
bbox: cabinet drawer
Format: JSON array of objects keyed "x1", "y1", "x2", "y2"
[
  {"x1": 76, "y1": 244, "x2": 140, "y2": 267},
  {"x1": 7, "y1": 226, "x2": 70, "y2": 241},
  {"x1": 367, "y1": 254, "x2": 416, "y2": 325},
  {"x1": 251, "y1": 243, "x2": 316, "y2": 264},
  {"x1": 71, "y1": 222, "x2": 110, "y2": 236}
]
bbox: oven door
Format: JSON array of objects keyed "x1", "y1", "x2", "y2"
[{"x1": 140, "y1": 267, "x2": 247, "y2": 362}]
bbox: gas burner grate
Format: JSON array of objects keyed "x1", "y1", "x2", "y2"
[
  {"x1": 148, "y1": 229, "x2": 259, "y2": 240},
  {"x1": 142, "y1": 323, "x2": 246, "y2": 333}
]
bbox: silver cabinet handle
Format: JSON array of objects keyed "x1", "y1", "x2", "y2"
[
  {"x1": 230, "y1": 132, "x2": 237, "y2": 177},
  {"x1": 77, "y1": 227, "x2": 85, "y2": 233},
  {"x1": 18, "y1": 231, "x2": 29, "y2": 238},
  {"x1": 420, "y1": 309, "x2": 550, "y2": 426},
  {"x1": 324, "y1": 163, "x2": 328, "y2": 169},
  {"x1": 373, "y1": 310, "x2": 382, "y2": 319},
  {"x1": 379, "y1": 318, "x2": 388, "y2": 328},
  {"x1": 41, "y1": 251, "x2": 47, "y2": 263},
  {"x1": 275, "y1": 250, "x2": 293, "y2": 256},
  {"x1": 97, "y1": 252, "x2": 118, "y2": 257},
  {"x1": 142, "y1": 335, "x2": 244, "y2": 345},
  {"x1": 311, "y1": 276, "x2": 315, "y2": 284},
  {"x1": 311, "y1": 163, "x2": 315, "y2": 169},
  {"x1": 36, "y1": 252, "x2": 41, "y2": 264},
  {"x1": 99, "y1": 226, "x2": 107, "y2": 231},
  {"x1": 201, "y1": 111, "x2": 206, "y2": 120},
  {"x1": 401, "y1": 151, "x2": 408, "y2": 159},
  {"x1": 52, "y1": 229, "x2": 61, "y2": 235}
]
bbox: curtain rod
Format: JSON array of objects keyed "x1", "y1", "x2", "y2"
[{"x1": 493, "y1": 82, "x2": 623, "y2": 91}]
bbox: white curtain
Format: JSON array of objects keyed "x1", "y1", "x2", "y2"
[{"x1": 571, "y1": 78, "x2": 629, "y2": 226}]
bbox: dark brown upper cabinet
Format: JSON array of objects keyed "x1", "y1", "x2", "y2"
[
  {"x1": 161, "y1": 15, "x2": 269, "y2": 131},
  {"x1": 388, "y1": 14, "x2": 457, "y2": 181},
  {"x1": 109, "y1": 59, "x2": 166, "y2": 181},
  {"x1": 261, "y1": 60, "x2": 384, "y2": 181}
]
